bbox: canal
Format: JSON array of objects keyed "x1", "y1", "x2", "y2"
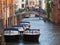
[{"x1": 6, "y1": 17, "x2": 60, "y2": 45}]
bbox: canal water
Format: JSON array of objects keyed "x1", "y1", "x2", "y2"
[{"x1": 6, "y1": 17, "x2": 60, "y2": 45}]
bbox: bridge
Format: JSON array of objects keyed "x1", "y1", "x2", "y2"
[{"x1": 16, "y1": 8, "x2": 47, "y2": 18}]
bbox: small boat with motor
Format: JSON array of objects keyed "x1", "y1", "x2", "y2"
[
  {"x1": 20, "y1": 21, "x2": 30, "y2": 30},
  {"x1": 23, "y1": 29, "x2": 40, "y2": 42},
  {"x1": 4, "y1": 28, "x2": 20, "y2": 42}
]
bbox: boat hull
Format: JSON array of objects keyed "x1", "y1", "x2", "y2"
[
  {"x1": 4, "y1": 35, "x2": 20, "y2": 42},
  {"x1": 23, "y1": 34, "x2": 40, "y2": 42}
]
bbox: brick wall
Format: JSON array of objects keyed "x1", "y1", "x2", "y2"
[{"x1": 51, "y1": 0, "x2": 60, "y2": 24}]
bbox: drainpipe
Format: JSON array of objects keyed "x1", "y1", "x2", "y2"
[{"x1": 6, "y1": 0, "x2": 7, "y2": 28}]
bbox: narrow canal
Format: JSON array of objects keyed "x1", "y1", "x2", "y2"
[{"x1": 6, "y1": 17, "x2": 60, "y2": 45}]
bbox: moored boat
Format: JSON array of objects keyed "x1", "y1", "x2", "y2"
[
  {"x1": 20, "y1": 22, "x2": 30, "y2": 30},
  {"x1": 12, "y1": 26, "x2": 24, "y2": 34},
  {"x1": 23, "y1": 29, "x2": 40, "y2": 42},
  {"x1": 4, "y1": 28, "x2": 20, "y2": 42}
]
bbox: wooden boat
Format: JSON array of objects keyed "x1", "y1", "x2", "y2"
[
  {"x1": 23, "y1": 29, "x2": 40, "y2": 42},
  {"x1": 4, "y1": 28, "x2": 20, "y2": 42}
]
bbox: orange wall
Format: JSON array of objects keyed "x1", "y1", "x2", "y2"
[
  {"x1": 0, "y1": 0, "x2": 14, "y2": 17},
  {"x1": 0, "y1": 0, "x2": 15, "y2": 28},
  {"x1": 0, "y1": 0, "x2": 3, "y2": 18}
]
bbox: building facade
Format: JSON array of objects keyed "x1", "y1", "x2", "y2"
[
  {"x1": 26, "y1": 0, "x2": 40, "y2": 8},
  {"x1": 14, "y1": 0, "x2": 26, "y2": 10},
  {"x1": 14, "y1": 0, "x2": 40, "y2": 10},
  {"x1": 28, "y1": 0, "x2": 38, "y2": 8},
  {"x1": 0, "y1": 0, "x2": 16, "y2": 28},
  {"x1": 50, "y1": 0, "x2": 60, "y2": 24}
]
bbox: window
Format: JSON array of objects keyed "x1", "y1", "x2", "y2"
[
  {"x1": 26, "y1": 0, "x2": 28, "y2": 5},
  {"x1": 58, "y1": 1, "x2": 60, "y2": 9},
  {"x1": 30, "y1": 1, "x2": 32, "y2": 5},
  {"x1": 22, "y1": 0, "x2": 24, "y2": 2},
  {"x1": 30, "y1": 1, "x2": 34, "y2": 5},
  {"x1": 22, "y1": 4, "x2": 24, "y2": 8},
  {"x1": 0, "y1": 20, "x2": 3, "y2": 29},
  {"x1": 33, "y1": 2, "x2": 34, "y2": 5},
  {"x1": 30, "y1": 2, "x2": 31, "y2": 5},
  {"x1": 51, "y1": 0, "x2": 56, "y2": 6},
  {"x1": 15, "y1": 0, "x2": 18, "y2": 3}
]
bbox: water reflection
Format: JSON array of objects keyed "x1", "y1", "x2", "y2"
[
  {"x1": 6, "y1": 40, "x2": 40, "y2": 45},
  {"x1": 6, "y1": 17, "x2": 60, "y2": 45}
]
